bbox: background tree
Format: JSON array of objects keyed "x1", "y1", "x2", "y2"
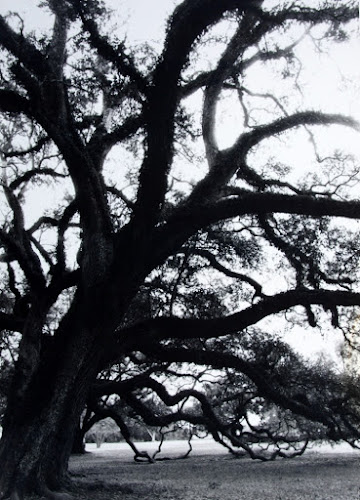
[{"x1": 0, "y1": 0, "x2": 360, "y2": 498}]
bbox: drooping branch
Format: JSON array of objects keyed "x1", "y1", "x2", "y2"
[
  {"x1": 95, "y1": 347, "x2": 358, "y2": 457},
  {"x1": 137, "y1": 378, "x2": 312, "y2": 460},
  {"x1": 87, "y1": 400, "x2": 155, "y2": 462},
  {"x1": 135, "y1": 344, "x2": 357, "y2": 439},
  {"x1": 122, "y1": 390, "x2": 205, "y2": 432}
]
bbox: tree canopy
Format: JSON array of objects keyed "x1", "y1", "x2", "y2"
[{"x1": 0, "y1": 0, "x2": 360, "y2": 498}]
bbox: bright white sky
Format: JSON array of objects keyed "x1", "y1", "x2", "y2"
[
  {"x1": 0, "y1": 1, "x2": 359, "y2": 365},
  {"x1": 0, "y1": 0, "x2": 176, "y2": 40}
]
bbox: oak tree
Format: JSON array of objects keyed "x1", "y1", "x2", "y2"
[{"x1": 0, "y1": 0, "x2": 359, "y2": 498}]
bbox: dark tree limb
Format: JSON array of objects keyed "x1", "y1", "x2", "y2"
[
  {"x1": 152, "y1": 191, "x2": 360, "y2": 269},
  {"x1": 135, "y1": 344, "x2": 356, "y2": 438},
  {"x1": 1, "y1": 186, "x2": 46, "y2": 292},
  {"x1": 132, "y1": 0, "x2": 266, "y2": 242},
  {"x1": 3, "y1": 136, "x2": 49, "y2": 158},
  {"x1": 68, "y1": 0, "x2": 149, "y2": 97},
  {"x1": 186, "y1": 112, "x2": 359, "y2": 205},
  {"x1": 10, "y1": 169, "x2": 67, "y2": 191},
  {"x1": 112, "y1": 288, "x2": 360, "y2": 357},
  {"x1": 0, "y1": 90, "x2": 31, "y2": 115},
  {"x1": 0, "y1": 312, "x2": 24, "y2": 332},
  {"x1": 183, "y1": 247, "x2": 264, "y2": 297},
  {"x1": 0, "y1": 15, "x2": 49, "y2": 77}
]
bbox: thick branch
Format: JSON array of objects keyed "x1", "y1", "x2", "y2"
[
  {"x1": 135, "y1": 345, "x2": 353, "y2": 434},
  {"x1": 1, "y1": 186, "x2": 46, "y2": 292},
  {"x1": 202, "y1": 18, "x2": 252, "y2": 164},
  {"x1": 152, "y1": 191, "x2": 360, "y2": 268},
  {"x1": 0, "y1": 15, "x2": 49, "y2": 77},
  {"x1": 188, "y1": 112, "x2": 359, "y2": 203},
  {"x1": 232, "y1": 112, "x2": 359, "y2": 161},
  {"x1": 114, "y1": 288, "x2": 360, "y2": 354},
  {"x1": 46, "y1": 2, "x2": 69, "y2": 83},
  {"x1": 0, "y1": 90, "x2": 31, "y2": 115},
  {"x1": 132, "y1": 0, "x2": 264, "y2": 242},
  {"x1": 55, "y1": 201, "x2": 78, "y2": 272},
  {"x1": 88, "y1": 115, "x2": 144, "y2": 166},
  {"x1": 0, "y1": 311, "x2": 24, "y2": 332},
  {"x1": 27, "y1": 217, "x2": 61, "y2": 235},
  {"x1": 261, "y1": 4, "x2": 358, "y2": 27}
]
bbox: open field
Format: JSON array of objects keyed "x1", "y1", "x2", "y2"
[{"x1": 66, "y1": 440, "x2": 360, "y2": 500}]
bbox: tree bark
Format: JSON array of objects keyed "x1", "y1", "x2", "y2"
[
  {"x1": 0, "y1": 315, "x2": 101, "y2": 499},
  {"x1": 71, "y1": 422, "x2": 86, "y2": 455}
]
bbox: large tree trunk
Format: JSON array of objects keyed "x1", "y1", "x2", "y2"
[
  {"x1": 71, "y1": 421, "x2": 86, "y2": 455},
  {"x1": 0, "y1": 361, "x2": 97, "y2": 498},
  {"x1": 0, "y1": 402, "x2": 78, "y2": 499},
  {"x1": 0, "y1": 312, "x2": 102, "y2": 499},
  {"x1": 0, "y1": 246, "x2": 141, "y2": 498}
]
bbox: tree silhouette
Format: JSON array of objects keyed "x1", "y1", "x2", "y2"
[{"x1": 0, "y1": 0, "x2": 359, "y2": 498}]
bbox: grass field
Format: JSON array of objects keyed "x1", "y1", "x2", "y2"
[{"x1": 66, "y1": 440, "x2": 360, "y2": 500}]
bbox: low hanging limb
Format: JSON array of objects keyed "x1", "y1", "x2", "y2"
[{"x1": 87, "y1": 401, "x2": 155, "y2": 463}]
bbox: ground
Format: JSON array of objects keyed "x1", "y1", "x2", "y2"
[{"x1": 44, "y1": 440, "x2": 360, "y2": 499}]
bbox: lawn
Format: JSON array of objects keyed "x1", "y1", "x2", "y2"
[{"x1": 65, "y1": 440, "x2": 360, "y2": 500}]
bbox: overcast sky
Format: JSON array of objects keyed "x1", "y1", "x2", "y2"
[{"x1": 0, "y1": 0, "x2": 177, "y2": 43}]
